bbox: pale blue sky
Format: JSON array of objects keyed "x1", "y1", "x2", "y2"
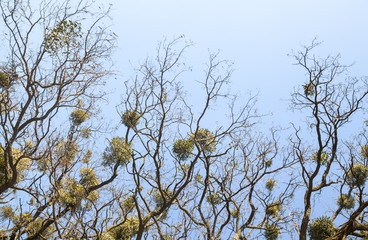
[{"x1": 106, "y1": 0, "x2": 368, "y2": 126}]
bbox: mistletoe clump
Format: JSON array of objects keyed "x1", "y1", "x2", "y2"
[
  {"x1": 102, "y1": 137, "x2": 132, "y2": 167},
  {"x1": 6, "y1": 212, "x2": 53, "y2": 238},
  {"x1": 82, "y1": 150, "x2": 92, "y2": 164},
  {"x1": 122, "y1": 110, "x2": 140, "y2": 128},
  {"x1": 0, "y1": 148, "x2": 31, "y2": 186},
  {"x1": 178, "y1": 163, "x2": 190, "y2": 174},
  {"x1": 26, "y1": 218, "x2": 55, "y2": 239},
  {"x1": 265, "y1": 178, "x2": 277, "y2": 191},
  {"x1": 79, "y1": 168, "x2": 99, "y2": 187},
  {"x1": 265, "y1": 159, "x2": 273, "y2": 168},
  {"x1": 194, "y1": 173, "x2": 203, "y2": 184},
  {"x1": 55, "y1": 141, "x2": 80, "y2": 166},
  {"x1": 266, "y1": 202, "x2": 282, "y2": 218},
  {"x1": 45, "y1": 20, "x2": 82, "y2": 54},
  {"x1": 206, "y1": 192, "x2": 222, "y2": 205},
  {"x1": 230, "y1": 208, "x2": 240, "y2": 218},
  {"x1": 308, "y1": 216, "x2": 335, "y2": 240},
  {"x1": 59, "y1": 177, "x2": 99, "y2": 208},
  {"x1": 80, "y1": 128, "x2": 92, "y2": 138},
  {"x1": 337, "y1": 194, "x2": 355, "y2": 210},
  {"x1": 122, "y1": 195, "x2": 135, "y2": 213},
  {"x1": 70, "y1": 109, "x2": 90, "y2": 126},
  {"x1": 172, "y1": 138, "x2": 194, "y2": 160},
  {"x1": 311, "y1": 151, "x2": 329, "y2": 165},
  {"x1": 347, "y1": 163, "x2": 368, "y2": 187},
  {"x1": 264, "y1": 224, "x2": 279, "y2": 240},
  {"x1": 100, "y1": 232, "x2": 115, "y2": 240},
  {"x1": 153, "y1": 189, "x2": 174, "y2": 208},
  {"x1": 24, "y1": 140, "x2": 34, "y2": 150},
  {"x1": 107, "y1": 218, "x2": 139, "y2": 240},
  {"x1": 0, "y1": 206, "x2": 14, "y2": 220},
  {"x1": 303, "y1": 83, "x2": 315, "y2": 96},
  {"x1": 191, "y1": 129, "x2": 216, "y2": 153},
  {"x1": 59, "y1": 177, "x2": 85, "y2": 207},
  {"x1": 360, "y1": 145, "x2": 368, "y2": 159},
  {"x1": 0, "y1": 72, "x2": 10, "y2": 89}
]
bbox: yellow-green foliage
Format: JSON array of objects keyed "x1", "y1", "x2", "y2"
[
  {"x1": 82, "y1": 150, "x2": 92, "y2": 164},
  {"x1": 0, "y1": 147, "x2": 31, "y2": 185},
  {"x1": 303, "y1": 83, "x2": 315, "y2": 96},
  {"x1": 230, "y1": 208, "x2": 240, "y2": 218},
  {"x1": 191, "y1": 129, "x2": 216, "y2": 153},
  {"x1": 59, "y1": 177, "x2": 85, "y2": 207},
  {"x1": 266, "y1": 202, "x2": 281, "y2": 217},
  {"x1": 206, "y1": 192, "x2": 222, "y2": 205},
  {"x1": 70, "y1": 109, "x2": 90, "y2": 126},
  {"x1": 25, "y1": 140, "x2": 34, "y2": 150},
  {"x1": 4, "y1": 211, "x2": 54, "y2": 239},
  {"x1": 0, "y1": 205, "x2": 14, "y2": 220},
  {"x1": 0, "y1": 72, "x2": 10, "y2": 89},
  {"x1": 153, "y1": 189, "x2": 173, "y2": 208},
  {"x1": 102, "y1": 137, "x2": 132, "y2": 167},
  {"x1": 265, "y1": 179, "x2": 277, "y2": 191},
  {"x1": 59, "y1": 177, "x2": 98, "y2": 207},
  {"x1": 337, "y1": 194, "x2": 355, "y2": 210},
  {"x1": 311, "y1": 151, "x2": 329, "y2": 165},
  {"x1": 347, "y1": 163, "x2": 368, "y2": 187},
  {"x1": 122, "y1": 110, "x2": 140, "y2": 128},
  {"x1": 80, "y1": 128, "x2": 92, "y2": 138},
  {"x1": 161, "y1": 234, "x2": 175, "y2": 240},
  {"x1": 26, "y1": 218, "x2": 54, "y2": 239},
  {"x1": 108, "y1": 218, "x2": 139, "y2": 240},
  {"x1": 265, "y1": 159, "x2": 273, "y2": 168},
  {"x1": 45, "y1": 20, "x2": 82, "y2": 54},
  {"x1": 79, "y1": 168, "x2": 99, "y2": 187},
  {"x1": 264, "y1": 224, "x2": 280, "y2": 240},
  {"x1": 173, "y1": 138, "x2": 194, "y2": 160},
  {"x1": 194, "y1": 173, "x2": 203, "y2": 184},
  {"x1": 55, "y1": 141, "x2": 79, "y2": 166},
  {"x1": 101, "y1": 232, "x2": 115, "y2": 240},
  {"x1": 360, "y1": 145, "x2": 368, "y2": 159},
  {"x1": 86, "y1": 190, "x2": 99, "y2": 202},
  {"x1": 13, "y1": 212, "x2": 32, "y2": 227},
  {"x1": 36, "y1": 158, "x2": 50, "y2": 172},
  {"x1": 178, "y1": 163, "x2": 190, "y2": 174},
  {"x1": 308, "y1": 216, "x2": 335, "y2": 240},
  {"x1": 122, "y1": 195, "x2": 135, "y2": 213}
]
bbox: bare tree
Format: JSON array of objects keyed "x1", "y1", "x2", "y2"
[
  {"x1": 3, "y1": 1, "x2": 367, "y2": 239},
  {"x1": 0, "y1": 2, "x2": 296, "y2": 236},
  {"x1": 97, "y1": 37, "x2": 297, "y2": 240},
  {"x1": 0, "y1": 0, "x2": 116, "y2": 238},
  {"x1": 290, "y1": 40, "x2": 368, "y2": 240}
]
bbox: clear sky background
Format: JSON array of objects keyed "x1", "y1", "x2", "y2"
[{"x1": 104, "y1": 0, "x2": 368, "y2": 129}]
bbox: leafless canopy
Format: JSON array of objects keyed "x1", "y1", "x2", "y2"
[
  {"x1": 290, "y1": 40, "x2": 368, "y2": 240},
  {"x1": 1, "y1": 1, "x2": 368, "y2": 240}
]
